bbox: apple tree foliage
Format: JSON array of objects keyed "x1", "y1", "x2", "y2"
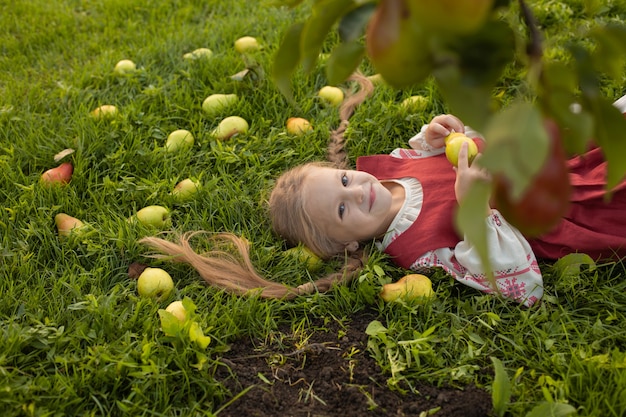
[{"x1": 271, "y1": 0, "x2": 626, "y2": 282}]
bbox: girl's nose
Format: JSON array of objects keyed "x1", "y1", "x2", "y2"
[{"x1": 347, "y1": 185, "x2": 364, "y2": 204}]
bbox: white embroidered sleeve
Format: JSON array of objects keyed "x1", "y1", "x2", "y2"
[{"x1": 409, "y1": 210, "x2": 544, "y2": 307}]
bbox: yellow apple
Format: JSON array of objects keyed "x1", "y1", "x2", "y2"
[
  {"x1": 202, "y1": 93, "x2": 238, "y2": 116},
  {"x1": 400, "y1": 95, "x2": 429, "y2": 112},
  {"x1": 380, "y1": 274, "x2": 434, "y2": 302},
  {"x1": 165, "y1": 129, "x2": 194, "y2": 153},
  {"x1": 183, "y1": 48, "x2": 213, "y2": 60},
  {"x1": 171, "y1": 178, "x2": 201, "y2": 202},
  {"x1": 54, "y1": 213, "x2": 86, "y2": 237},
  {"x1": 445, "y1": 134, "x2": 478, "y2": 167},
  {"x1": 137, "y1": 267, "x2": 175, "y2": 301},
  {"x1": 90, "y1": 105, "x2": 118, "y2": 120},
  {"x1": 284, "y1": 245, "x2": 324, "y2": 272},
  {"x1": 367, "y1": 73, "x2": 386, "y2": 86},
  {"x1": 135, "y1": 205, "x2": 170, "y2": 228},
  {"x1": 234, "y1": 36, "x2": 260, "y2": 53},
  {"x1": 408, "y1": 0, "x2": 495, "y2": 34},
  {"x1": 114, "y1": 59, "x2": 136, "y2": 74},
  {"x1": 317, "y1": 86, "x2": 344, "y2": 106},
  {"x1": 286, "y1": 117, "x2": 313, "y2": 136},
  {"x1": 165, "y1": 300, "x2": 188, "y2": 322},
  {"x1": 210, "y1": 116, "x2": 249, "y2": 140}
]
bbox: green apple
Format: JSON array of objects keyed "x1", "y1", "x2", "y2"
[
  {"x1": 41, "y1": 162, "x2": 73, "y2": 185},
  {"x1": 171, "y1": 178, "x2": 201, "y2": 202},
  {"x1": 114, "y1": 59, "x2": 137, "y2": 74},
  {"x1": 202, "y1": 93, "x2": 238, "y2": 116},
  {"x1": 445, "y1": 133, "x2": 478, "y2": 167},
  {"x1": 137, "y1": 267, "x2": 175, "y2": 301},
  {"x1": 284, "y1": 245, "x2": 324, "y2": 273},
  {"x1": 183, "y1": 48, "x2": 213, "y2": 60},
  {"x1": 210, "y1": 116, "x2": 249, "y2": 140},
  {"x1": 54, "y1": 213, "x2": 86, "y2": 237},
  {"x1": 401, "y1": 95, "x2": 429, "y2": 112},
  {"x1": 367, "y1": 73, "x2": 386, "y2": 86},
  {"x1": 165, "y1": 300, "x2": 188, "y2": 322},
  {"x1": 165, "y1": 129, "x2": 194, "y2": 153},
  {"x1": 380, "y1": 274, "x2": 434, "y2": 302},
  {"x1": 408, "y1": 0, "x2": 494, "y2": 34},
  {"x1": 317, "y1": 86, "x2": 344, "y2": 106},
  {"x1": 90, "y1": 105, "x2": 118, "y2": 120},
  {"x1": 234, "y1": 36, "x2": 260, "y2": 53},
  {"x1": 286, "y1": 117, "x2": 313, "y2": 136},
  {"x1": 135, "y1": 205, "x2": 170, "y2": 228}
]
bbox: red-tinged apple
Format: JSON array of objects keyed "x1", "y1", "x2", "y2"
[
  {"x1": 90, "y1": 105, "x2": 118, "y2": 120},
  {"x1": 165, "y1": 129, "x2": 194, "y2": 153},
  {"x1": 380, "y1": 274, "x2": 434, "y2": 302},
  {"x1": 286, "y1": 117, "x2": 313, "y2": 136},
  {"x1": 55, "y1": 213, "x2": 85, "y2": 237},
  {"x1": 408, "y1": 0, "x2": 495, "y2": 34},
  {"x1": 202, "y1": 93, "x2": 238, "y2": 116},
  {"x1": 114, "y1": 59, "x2": 136, "y2": 74},
  {"x1": 317, "y1": 86, "x2": 344, "y2": 106},
  {"x1": 183, "y1": 48, "x2": 213, "y2": 60},
  {"x1": 493, "y1": 119, "x2": 571, "y2": 237},
  {"x1": 171, "y1": 178, "x2": 201, "y2": 202},
  {"x1": 234, "y1": 36, "x2": 260, "y2": 53},
  {"x1": 284, "y1": 245, "x2": 324, "y2": 273},
  {"x1": 165, "y1": 300, "x2": 188, "y2": 322},
  {"x1": 135, "y1": 205, "x2": 171, "y2": 228},
  {"x1": 211, "y1": 116, "x2": 249, "y2": 140},
  {"x1": 137, "y1": 267, "x2": 175, "y2": 301},
  {"x1": 41, "y1": 162, "x2": 73, "y2": 185},
  {"x1": 401, "y1": 95, "x2": 429, "y2": 112},
  {"x1": 445, "y1": 134, "x2": 478, "y2": 167}
]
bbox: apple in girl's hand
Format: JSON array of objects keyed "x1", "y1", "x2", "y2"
[
  {"x1": 55, "y1": 213, "x2": 86, "y2": 237},
  {"x1": 183, "y1": 48, "x2": 213, "y2": 60},
  {"x1": 380, "y1": 274, "x2": 434, "y2": 302},
  {"x1": 137, "y1": 267, "x2": 175, "y2": 301},
  {"x1": 202, "y1": 93, "x2": 238, "y2": 116},
  {"x1": 171, "y1": 178, "x2": 201, "y2": 202},
  {"x1": 286, "y1": 117, "x2": 313, "y2": 136},
  {"x1": 90, "y1": 105, "x2": 118, "y2": 120},
  {"x1": 165, "y1": 129, "x2": 194, "y2": 153},
  {"x1": 317, "y1": 86, "x2": 344, "y2": 106},
  {"x1": 41, "y1": 162, "x2": 73, "y2": 185},
  {"x1": 210, "y1": 116, "x2": 249, "y2": 140},
  {"x1": 114, "y1": 59, "x2": 136, "y2": 74},
  {"x1": 165, "y1": 300, "x2": 188, "y2": 322},
  {"x1": 135, "y1": 205, "x2": 170, "y2": 228},
  {"x1": 445, "y1": 133, "x2": 478, "y2": 167},
  {"x1": 234, "y1": 36, "x2": 260, "y2": 53}
]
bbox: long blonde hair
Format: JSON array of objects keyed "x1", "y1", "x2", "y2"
[{"x1": 139, "y1": 73, "x2": 374, "y2": 298}]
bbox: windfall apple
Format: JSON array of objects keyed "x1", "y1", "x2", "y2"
[
  {"x1": 380, "y1": 274, "x2": 434, "y2": 302},
  {"x1": 41, "y1": 162, "x2": 73, "y2": 185},
  {"x1": 202, "y1": 93, "x2": 238, "y2": 116},
  {"x1": 55, "y1": 213, "x2": 86, "y2": 237},
  {"x1": 165, "y1": 129, "x2": 194, "y2": 153},
  {"x1": 183, "y1": 48, "x2": 213, "y2": 60},
  {"x1": 286, "y1": 117, "x2": 313, "y2": 136},
  {"x1": 135, "y1": 205, "x2": 171, "y2": 228},
  {"x1": 137, "y1": 267, "x2": 175, "y2": 301},
  {"x1": 211, "y1": 116, "x2": 249, "y2": 140},
  {"x1": 114, "y1": 59, "x2": 137, "y2": 74},
  {"x1": 171, "y1": 178, "x2": 201, "y2": 202},
  {"x1": 234, "y1": 36, "x2": 260, "y2": 53},
  {"x1": 317, "y1": 86, "x2": 344, "y2": 106},
  {"x1": 90, "y1": 105, "x2": 118, "y2": 120}
]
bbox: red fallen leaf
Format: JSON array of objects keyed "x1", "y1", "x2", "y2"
[
  {"x1": 493, "y1": 119, "x2": 572, "y2": 237},
  {"x1": 41, "y1": 162, "x2": 73, "y2": 185}
]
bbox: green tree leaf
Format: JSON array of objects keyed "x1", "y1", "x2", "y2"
[
  {"x1": 338, "y1": 2, "x2": 377, "y2": 42},
  {"x1": 325, "y1": 40, "x2": 365, "y2": 85},
  {"x1": 272, "y1": 22, "x2": 305, "y2": 102}
]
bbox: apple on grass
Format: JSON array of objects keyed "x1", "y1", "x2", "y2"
[
  {"x1": 445, "y1": 133, "x2": 478, "y2": 167},
  {"x1": 286, "y1": 117, "x2": 313, "y2": 136},
  {"x1": 183, "y1": 48, "x2": 213, "y2": 60},
  {"x1": 165, "y1": 300, "x2": 188, "y2": 322},
  {"x1": 171, "y1": 178, "x2": 201, "y2": 202},
  {"x1": 165, "y1": 129, "x2": 194, "y2": 153},
  {"x1": 90, "y1": 105, "x2": 118, "y2": 120},
  {"x1": 202, "y1": 94, "x2": 238, "y2": 116},
  {"x1": 380, "y1": 274, "x2": 434, "y2": 302},
  {"x1": 135, "y1": 205, "x2": 170, "y2": 228},
  {"x1": 284, "y1": 245, "x2": 324, "y2": 272},
  {"x1": 41, "y1": 162, "x2": 73, "y2": 185},
  {"x1": 317, "y1": 86, "x2": 344, "y2": 106},
  {"x1": 55, "y1": 213, "x2": 86, "y2": 237},
  {"x1": 210, "y1": 116, "x2": 249, "y2": 140},
  {"x1": 114, "y1": 59, "x2": 136, "y2": 74},
  {"x1": 234, "y1": 36, "x2": 260, "y2": 53},
  {"x1": 137, "y1": 267, "x2": 175, "y2": 301},
  {"x1": 401, "y1": 95, "x2": 429, "y2": 112}
]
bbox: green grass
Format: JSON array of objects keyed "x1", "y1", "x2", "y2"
[{"x1": 1, "y1": 0, "x2": 626, "y2": 416}]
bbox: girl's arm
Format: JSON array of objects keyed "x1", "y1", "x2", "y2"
[{"x1": 410, "y1": 211, "x2": 544, "y2": 307}]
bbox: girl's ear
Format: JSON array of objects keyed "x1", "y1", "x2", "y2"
[{"x1": 344, "y1": 241, "x2": 359, "y2": 253}]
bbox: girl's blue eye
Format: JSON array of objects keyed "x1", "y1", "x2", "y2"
[
  {"x1": 341, "y1": 174, "x2": 348, "y2": 187},
  {"x1": 338, "y1": 203, "x2": 345, "y2": 219}
]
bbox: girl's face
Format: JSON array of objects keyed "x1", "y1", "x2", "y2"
[{"x1": 302, "y1": 166, "x2": 401, "y2": 249}]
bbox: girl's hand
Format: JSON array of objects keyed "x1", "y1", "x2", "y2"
[
  {"x1": 424, "y1": 114, "x2": 465, "y2": 149},
  {"x1": 454, "y1": 142, "x2": 492, "y2": 213}
]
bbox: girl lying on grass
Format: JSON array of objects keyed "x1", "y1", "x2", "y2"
[{"x1": 140, "y1": 77, "x2": 626, "y2": 307}]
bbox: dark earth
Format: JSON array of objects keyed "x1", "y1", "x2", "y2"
[{"x1": 215, "y1": 309, "x2": 493, "y2": 417}]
